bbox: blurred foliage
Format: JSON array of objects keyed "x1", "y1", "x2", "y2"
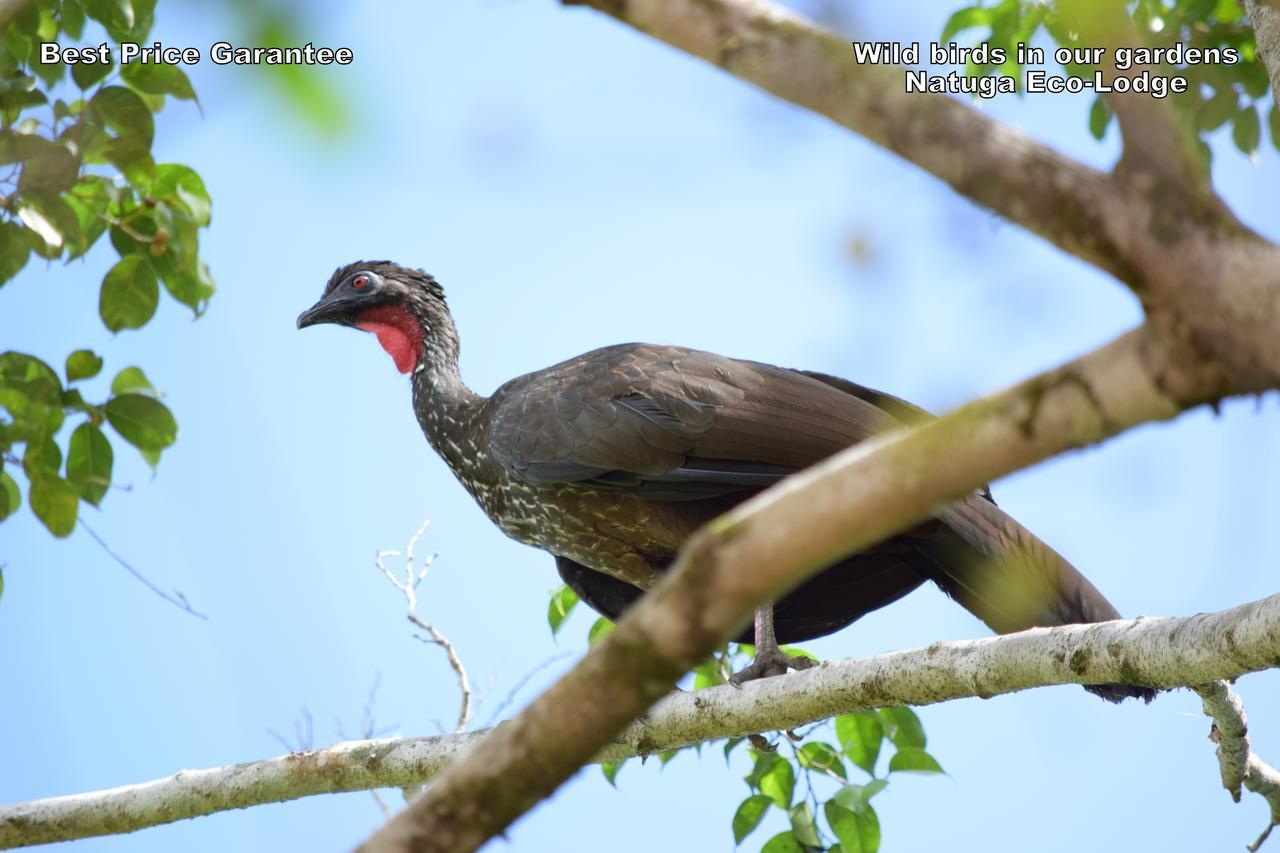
[
  {"x1": 223, "y1": 0, "x2": 348, "y2": 137},
  {"x1": 941, "y1": 0, "x2": 1278, "y2": 159},
  {"x1": 0, "y1": 0, "x2": 212, "y2": 538},
  {"x1": 547, "y1": 586, "x2": 945, "y2": 851}
]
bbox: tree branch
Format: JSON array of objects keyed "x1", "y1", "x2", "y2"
[
  {"x1": 1196, "y1": 681, "x2": 1280, "y2": 851},
  {"x1": 564, "y1": 0, "x2": 1280, "y2": 389},
  {"x1": 1058, "y1": 0, "x2": 1209, "y2": 190},
  {"x1": 565, "y1": 0, "x2": 1139, "y2": 283},
  {"x1": 1245, "y1": 0, "x2": 1280, "y2": 112},
  {"x1": 5, "y1": 592, "x2": 1280, "y2": 849},
  {"x1": 355, "y1": 323, "x2": 1230, "y2": 853}
]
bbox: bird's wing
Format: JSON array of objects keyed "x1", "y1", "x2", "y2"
[{"x1": 488, "y1": 344, "x2": 904, "y2": 499}]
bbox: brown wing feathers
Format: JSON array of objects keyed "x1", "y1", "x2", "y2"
[{"x1": 489, "y1": 344, "x2": 1137, "y2": 680}]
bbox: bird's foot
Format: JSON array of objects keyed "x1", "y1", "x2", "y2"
[{"x1": 729, "y1": 648, "x2": 818, "y2": 685}]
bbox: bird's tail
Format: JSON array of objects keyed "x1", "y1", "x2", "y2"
[{"x1": 915, "y1": 494, "x2": 1156, "y2": 703}]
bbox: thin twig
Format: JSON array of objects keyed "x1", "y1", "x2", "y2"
[
  {"x1": 79, "y1": 520, "x2": 206, "y2": 620},
  {"x1": 482, "y1": 651, "x2": 574, "y2": 728},
  {"x1": 376, "y1": 519, "x2": 472, "y2": 734}
]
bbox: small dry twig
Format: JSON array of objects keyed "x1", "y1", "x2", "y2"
[
  {"x1": 80, "y1": 520, "x2": 206, "y2": 620},
  {"x1": 376, "y1": 519, "x2": 472, "y2": 734}
]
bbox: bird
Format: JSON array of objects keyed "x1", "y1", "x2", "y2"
[{"x1": 298, "y1": 260, "x2": 1153, "y2": 702}]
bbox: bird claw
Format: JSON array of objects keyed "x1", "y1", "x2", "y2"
[{"x1": 729, "y1": 649, "x2": 818, "y2": 685}]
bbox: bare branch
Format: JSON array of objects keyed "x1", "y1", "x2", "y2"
[
  {"x1": 79, "y1": 521, "x2": 207, "y2": 620},
  {"x1": 1196, "y1": 681, "x2": 1280, "y2": 851},
  {"x1": 356, "y1": 324, "x2": 1229, "y2": 853},
  {"x1": 1245, "y1": 0, "x2": 1280, "y2": 112},
  {"x1": 376, "y1": 519, "x2": 472, "y2": 734},
  {"x1": 5, "y1": 592, "x2": 1280, "y2": 849}
]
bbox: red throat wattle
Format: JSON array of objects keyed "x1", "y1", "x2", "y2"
[{"x1": 356, "y1": 305, "x2": 423, "y2": 374}]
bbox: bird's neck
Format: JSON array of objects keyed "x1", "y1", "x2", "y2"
[{"x1": 410, "y1": 344, "x2": 486, "y2": 474}]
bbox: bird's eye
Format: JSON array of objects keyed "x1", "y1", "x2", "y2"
[{"x1": 351, "y1": 274, "x2": 370, "y2": 290}]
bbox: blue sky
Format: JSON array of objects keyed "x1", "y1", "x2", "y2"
[{"x1": 3, "y1": 1, "x2": 1279, "y2": 851}]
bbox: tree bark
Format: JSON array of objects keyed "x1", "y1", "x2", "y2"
[
  {"x1": 1245, "y1": 0, "x2": 1280, "y2": 112},
  {"x1": 7, "y1": 592, "x2": 1279, "y2": 849}
]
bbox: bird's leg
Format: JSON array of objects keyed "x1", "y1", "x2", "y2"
[{"x1": 730, "y1": 604, "x2": 818, "y2": 685}]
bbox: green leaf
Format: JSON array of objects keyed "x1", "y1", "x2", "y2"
[
  {"x1": 864, "y1": 777, "x2": 888, "y2": 797},
  {"x1": 587, "y1": 616, "x2": 614, "y2": 646},
  {"x1": 0, "y1": 469, "x2": 20, "y2": 521},
  {"x1": 151, "y1": 163, "x2": 211, "y2": 226},
  {"x1": 878, "y1": 707, "x2": 926, "y2": 749},
  {"x1": 759, "y1": 830, "x2": 804, "y2": 853},
  {"x1": 601, "y1": 759, "x2": 624, "y2": 787},
  {"x1": 825, "y1": 801, "x2": 880, "y2": 853},
  {"x1": 826, "y1": 802, "x2": 862, "y2": 853},
  {"x1": 24, "y1": 435, "x2": 62, "y2": 475},
  {"x1": 90, "y1": 85, "x2": 154, "y2": 154},
  {"x1": 797, "y1": 742, "x2": 846, "y2": 779},
  {"x1": 546, "y1": 584, "x2": 579, "y2": 636},
  {"x1": 18, "y1": 201, "x2": 63, "y2": 252},
  {"x1": 17, "y1": 139, "x2": 80, "y2": 194},
  {"x1": 110, "y1": 365, "x2": 154, "y2": 396},
  {"x1": 104, "y1": 392, "x2": 175, "y2": 453},
  {"x1": 657, "y1": 749, "x2": 678, "y2": 766},
  {"x1": 1087, "y1": 96, "x2": 1112, "y2": 140},
  {"x1": 788, "y1": 803, "x2": 822, "y2": 848},
  {"x1": 724, "y1": 736, "x2": 745, "y2": 762},
  {"x1": 887, "y1": 747, "x2": 945, "y2": 775},
  {"x1": 940, "y1": 6, "x2": 989, "y2": 42},
  {"x1": 1270, "y1": 105, "x2": 1280, "y2": 152},
  {"x1": 835, "y1": 713, "x2": 883, "y2": 775},
  {"x1": 65, "y1": 349, "x2": 103, "y2": 382},
  {"x1": 0, "y1": 220, "x2": 30, "y2": 286},
  {"x1": 122, "y1": 60, "x2": 196, "y2": 101},
  {"x1": 61, "y1": 0, "x2": 87, "y2": 40},
  {"x1": 732, "y1": 794, "x2": 772, "y2": 844},
  {"x1": 71, "y1": 51, "x2": 114, "y2": 89},
  {"x1": 84, "y1": 0, "x2": 134, "y2": 36},
  {"x1": 1199, "y1": 88, "x2": 1238, "y2": 132},
  {"x1": 66, "y1": 421, "x2": 112, "y2": 505},
  {"x1": 0, "y1": 353, "x2": 65, "y2": 438},
  {"x1": 99, "y1": 255, "x2": 158, "y2": 331},
  {"x1": 29, "y1": 471, "x2": 78, "y2": 536},
  {"x1": 1233, "y1": 105, "x2": 1261, "y2": 154},
  {"x1": 758, "y1": 755, "x2": 795, "y2": 809}
]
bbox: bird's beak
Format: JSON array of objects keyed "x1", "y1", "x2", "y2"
[{"x1": 297, "y1": 292, "x2": 361, "y2": 330}]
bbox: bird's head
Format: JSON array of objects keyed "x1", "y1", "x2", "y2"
[{"x1": 297, "y1": 261, "x2": 454, "y2": 374}]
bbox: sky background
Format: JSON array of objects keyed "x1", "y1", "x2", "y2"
[{"x1": 3, "y1": 0, "x2": 1279, "y2": 851}]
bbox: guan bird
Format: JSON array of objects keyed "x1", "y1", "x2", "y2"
[{"x1": 298, "y1": 260, "x2": 1152, "y2": 701}]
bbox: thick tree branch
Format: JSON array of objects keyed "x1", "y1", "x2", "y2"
[
  {"x1": 1245, "y1": 0, "x2": 1280, "y2": 112},
  {"x1": 5, "y1": 592, "x2": 1280, "y2": 849},
  {"x1": 565, "y1": 0, "x2": 1280, "y2": 389},
  {"x1": 356, "y1": 324, "x2": 1230, "y2": 853},
  {"x1": 567, "y1": 0, "x2": 1144, "y2": 284}
]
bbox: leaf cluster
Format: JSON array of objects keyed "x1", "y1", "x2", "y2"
[
  {"x1": 543, "y1": 590, "x2": 945, "y2": 853},
  {"x1": 941, "y1": 0, "x2": 1278, "y2": 158},
  {"x1": 0, "y1": 0, "x2": 213, "y2": 537}
]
